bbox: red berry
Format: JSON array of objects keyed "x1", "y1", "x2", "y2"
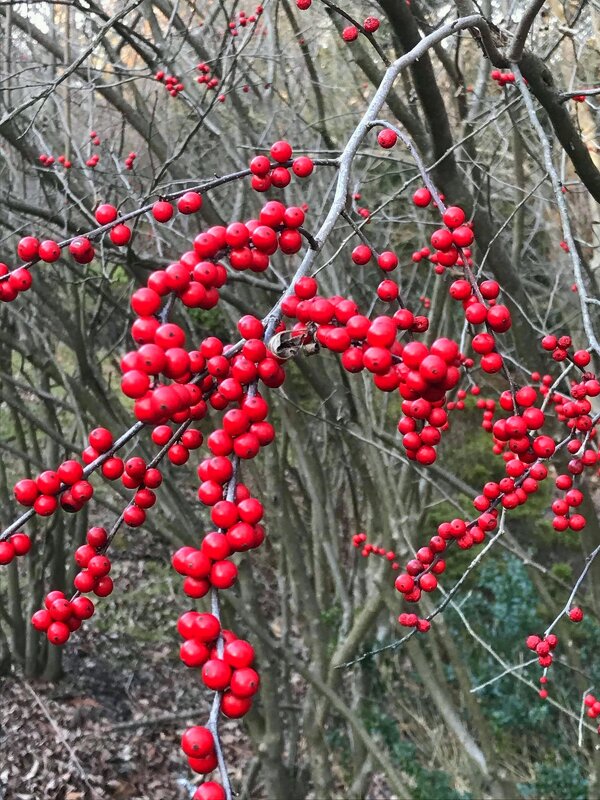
[
  {"x1": 270, "y1": 140, "x2": 292, "y2": 162},
  {"x1": 17, "y1": 236, "x2": 40, "y2": 261},
  {"x1": 177, "y1": 191, "x2": 203, "y2": 214},
  {"x1": 193, "y1": 782, "x2": 226, "y2": 800},
  {"x1": 201, "y1": 658, "x2": 232, "y2": 690},
  {"x1": 152, "y1": 201, "x2": 174, "y2": 222},
  {"x1": 442, "y1": 206, "x2": 466, "y2": 228},
  {"x1": 412, "y1": 188, "x2": 432, "y2": 207},
  {"x1": 230, "y1": 667, "x2": 260, "y2": 697},
  {"x1": 181, "y1": 726, "x2": 214, "y2": 758},
  {"x1": 95, "y1": 204, "x2": 118, "y2": 225},
  {"x1": 377, "y1": 128, "x2": 397, "y2": 149},
  {"x1": 38, "y1": 240, "x2": 61, "y2": 262}
]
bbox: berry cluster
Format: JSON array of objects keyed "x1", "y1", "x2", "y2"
[
  {"x1": 249, "y1": 140, "x2": 313, "y2": 191},
  {"x1": 125, "y1": 151, "x2": 137, "y2": 170},
  {"x1": 32, "y1": 590, "x2": 96, "y2": 645},
  {"x1": 352, "y1": 532, "x2": 399, "y2": 569},
  {"x1": 14, "y1": 460, "x2": 92, "y2": 516},
  {"x1": 584, "y1": 693, "x2": 600, "y2": 730},
  {"x1": 37, "y1": 153, "x2": 73, "y2": 169},
  {"x1": 196, "y1": 62, "x2": 219, "y2": 92},
  {"x1": 178, "y1": 615, "x2": 259, "y2": 720},
  {"x1": 410, "y1": 191, "x2": 474, "y2": 273},
  {"x1": 155, "y1": 71, "x2": 185, "y2": 98},
  {"x1": 227, "y1": 5, "x2": 262, "y2": 35},
  {"x1": 541, "y1": 333, "x2": 590, "y2": 366},
  {"x1": 491, "y1": 69, "x2": 516, "y2": 86},
  {"x1": 526, "y1": 631, "x2": 559, "y2": 667},
  {"x1": 0, "y1": 532, "x2": 31, "y2": 566}
]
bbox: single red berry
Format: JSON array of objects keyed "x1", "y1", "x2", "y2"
[
  {"x1": 377, "y1": 128, "x2": 397, "y2": 149},
  {"x1": 270, "y1": 140, "x2": 292, "y2": 163},
  {"x1": 201, "y1": 658, "x2": 232, "y2": 691},
  {"x1": 412, "y1": 188, "x2": 432, "y2": 207},
  {"x1": 38, "y1": 240, "x2": 61, "y2": 262},
  {"x1": 181, "y1": 726, "x2": 214, "y2": 758},
  {"x1": 342, "y1": 25, "x2": 359, "y2": 42}
]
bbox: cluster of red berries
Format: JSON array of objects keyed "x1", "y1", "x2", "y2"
[
  {"x1": 352, "y1": 532, "x2": 399, "y2": 568},
  {"x1": 476, "y1": 396, "x2": 496, "y2": 431},
  {"x1": 170, "y1": 437, "x2": 271, "y2": 597},
  {"x1": 32, "y1": 588, "x2": 96, "y2": 646},
  {"x1": 394, "y1": 514, "x2": 496, "y2": 625},
  {"x1": 541, "y1": 333, "x2": 590, "y2": 366},
  {"x1": 179, "y1": 615, "x2": 259, "y2": 721},
  {"x1": 279, "y1": 262, "x2": 460, "y2": 464},
  {"x1": 249, "y1": 140, "x2": 314, "y2": 191},
  {"x1": 411, "y1": 243, "x2": 473, "y2": 273},
  {"x1": 339, "y1": 16, "x2": 380, "y2": 42},
  {"x1": 450, "y1": 278, "x2": 512, "y2": 373},
  {"x1": 227, "y1": 6, "x2": 262, "y2": 35},
  {"x1": 114, "y1": 456, "x2": 169, "y2": 527},
  {"x1": 27, "y1": 523, "x2": 113, "y2": 642},
  {"x1": 491, "y1": 70, "x2": 516, "y2": 86},
  {"x1": 447, "y1": 387, "x2": 479, "y2": 413},
  {"x1": 526, "y1": 632, "x2": 559, "y2": 670},
  {"x1": 394, "y1": 440, "x2": 563, "y2": 623},
  {"x1": 395, "y1": 339, "x2": 465, "y2": 464},
  {"x1": 3, "y1": 145, "x2": 313, "y2": 302},
  {"x1": 483, "y1": 387, "x2": 556, "y2": 464},
  {"x1": 477, "y1": 458, "x2": 549, "y2": 513},
  {"x1": 37, "y1": 153, "x2": 72, "y2": 169},
  {"x1": 584, "y1": 693, "x2": 600, "y2": 730},
  {"x1": 85, "y1": 132, "x2": 101, "y2": 167},
  {"x1": 125, "y1": 151, "x2": 137, "y2": 170},
  {"x1": 180, "y1": 728, "x2": 230, "y2": 797},
  {"x1": 155, "y1": 71, "x2": 185, "y2": 98},
  {"x1": 13, "y1": 459, "x2": 91, "y2": 516},
  {"x1": 196, "y1": 62, "x2": 219, "y2": 92},
  {"x1": 555, "y1": 379, "x2": 600, "y2": 435},
  {"x1": 0, "y1": 260, "x2": 34, "y2": 301},
  {"x1": 70, "y1": 527, "x2": 115, "y2": 598},
  {"x1": 122, "y1": 197, "x2": 322, "y2": 428},
  {"x1": 410, "y1": 192, "x2": 476, "y2": 273},
  {"x1": 550, "y1": 472, "x2": 587, "y2": 532},
  {"x1": 0, "y1": 532, "x2": 31, "y2": 566}
]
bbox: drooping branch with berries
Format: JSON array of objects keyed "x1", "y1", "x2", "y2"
[{"x1": 2, "y1": 1, "x2": 600, "y2": 796}]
